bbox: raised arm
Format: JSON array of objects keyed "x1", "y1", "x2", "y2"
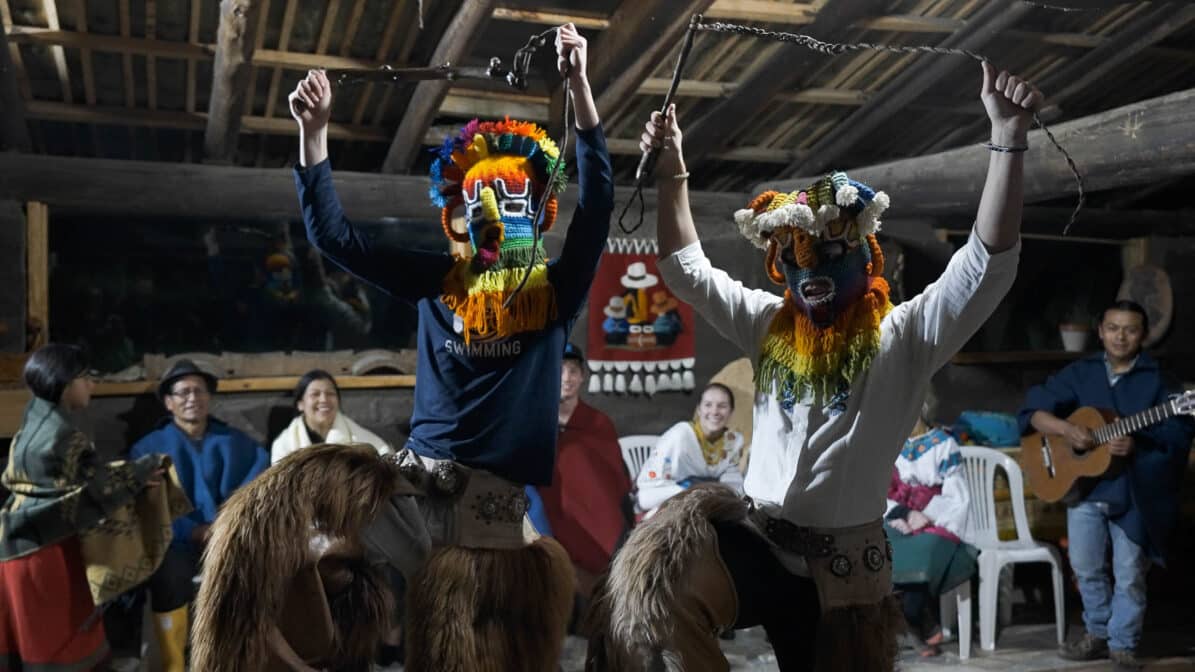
[
  {"x1": 640, "y1": 104, "x2": 780, "y2": 355},
  {"x1": 642, "y1": 104, "x2": 695, "y2": 258},
  {"x1": 549, "y1": 24, "x2": 615, "y2": 317},
  {"x1": 289, "y1": 70, "x2": 452, "y2": 302},
  {"x1": 974, "y1": 60, "x2": 1042, "y2": 253}
]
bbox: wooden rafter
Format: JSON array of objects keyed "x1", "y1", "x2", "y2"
[
  {"x1": 0, "y1": 1, "x2": 30, "y2": 102},
  {"x1": 204, "y1": 0, "x2": 264, "y2": 163},
  {"x1": 681, "y1": 0, "x2": 885, "y2": 171},
  {"x1": 760, "y1": 87, "x2": 1195, "y2": 215},
  {"x1": 118, "y1": 0, "x2": 133, "y2": 107},
  {"x1": 40, "y1": 0, "x2": 72, "y2": 102},
  {"x1": 351, "y1": 0, "x2": 405, "y2": 126},
  {"x1": 186, "y1": 0, "x2": 201, "y2": 113},
  {"x1": 382, "y1": 0, "x2": 496, "y2": 174},
  {"x1": 146, "y1": 0, "x2": 156, "y2": 110},
  {"x1": 0, "y1": 20, "x2": 30, "y2": 152},
  {"x1": 69, "y1": 0, "x2": 95, "y2": 105},
  {"x1": 0, "y1": 152, "x2": 747, "y2": 222},
  {"x1": 241, "y1": 0, "x2": 272, "y2": 119},
  {"x1": 926, "y1": 3, "x2": 1195, "y2": 154},
  {"x1": 596, "y1": 0, "x2": 716, "y2": 126},
  {"x1": 782, "y1": 0, "x2": 1031, "y2": 177},
  {"x1": 262, "y1": 0, "x2": 297, "y2": 119}
]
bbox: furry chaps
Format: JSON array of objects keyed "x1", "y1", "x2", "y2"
[
  {"x1": 403, "y1": 535, "x2": 574, "y2": 672},
  {"x1": 191, "y1": 443, "x2": 414, "y2": 672}
]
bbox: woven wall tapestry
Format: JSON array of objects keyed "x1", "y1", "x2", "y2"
[{"x1": 586, "y1": 237, "x2": 695, "y2": 396}]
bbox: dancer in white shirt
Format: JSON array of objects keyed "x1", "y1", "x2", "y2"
[{"x1": 588, "y1": 61, "x2": 1042, "y2": 672}]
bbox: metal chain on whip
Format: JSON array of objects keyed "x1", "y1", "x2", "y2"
[
  {"x1": 505, "y1": 28, "x2": 573, "y2": 306},
  {"x1": 693, "y1": 18, "x2": 1085, "y2": 235},
  {"x1": 619, "y1": 15, "x2": 1087, "y2": 235}
]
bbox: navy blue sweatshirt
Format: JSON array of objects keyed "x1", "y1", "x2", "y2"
[
  {"x1": 294, "y1": 126, "x2": 614, "y2": 485},
  {"x1": 1018, "y1": 353, "x2": 1194, "y2": 563}
]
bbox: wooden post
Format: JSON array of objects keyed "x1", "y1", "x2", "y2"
[
  {"x1": 382, "y1": 0, "x2": 496, "y2": 174},
  {"x1": 25, "y1": 201, "x2": 47, "y2": 349},
  {"x1": 204, "y1": 0, "x2": 263, "y2": 163}
]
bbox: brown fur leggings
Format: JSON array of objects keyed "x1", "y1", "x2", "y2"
[{"x1": 404, "y1": 536, "x2": 575, "y2": 672}]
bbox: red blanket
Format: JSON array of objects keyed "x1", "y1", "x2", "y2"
[{"x1": 537, "y1": 402, "x2": 631, "y2": 575}]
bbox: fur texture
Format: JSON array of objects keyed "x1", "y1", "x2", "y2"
[
  {"x1": 812, "y1": 595, "x2": 904, "y2": 672},
  {"x1": 586, "y1": 484, "x2": 747, "y2": 670},
  {"x1": 404, "y1": 535, "x2": 574, "y2": 672},
  {"x1": 191, "y1": 443, "x2": 410, "y2": 672}
]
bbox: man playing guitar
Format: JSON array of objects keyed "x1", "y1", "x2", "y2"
[{"x1": 1019, "y1": 300, "x2": 1194, "y2": 671}]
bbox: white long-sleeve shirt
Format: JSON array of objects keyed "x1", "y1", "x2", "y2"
[
  {"x1": 886, "y1": 428, "x2": 972, "y2": 541},
  {"x1": 636, "y1": 421, "x2": 745, "y2": 512},
  {"x1": 658, "y1": 231, "x2": 1018, "y2": 530}
]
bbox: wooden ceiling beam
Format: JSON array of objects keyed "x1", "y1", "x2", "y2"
[
  {"x1": 24, "y1": 99, "x2": 390, "y2": 140},
  {"x1": 491, "y1": 7, "x2": 609, "y2": 30},
  {"x1": 204, "y1": 0, "x2": 264, "y2": 163},
  {"x1": 759, "y1": 87, "x2": 1195, "y2": 215},
  {"x1": 186, "y1": 0, "x2": 202, "y2": 113},
  {"x1": 382, "y1": 0, "x2": 496, "y2": 174},
  {"x1": 924, "y1": 3, "x2": 1195, "y2": 154},
  {"x1": 682, "y1": 0, "x2": 885, "y2": 171},
  {"x1": 262, "y1": 0, "x2": 298, "y2": 120},
  {"x1": 40, "y1": 0, "x2": 72, "y2": 103},
  {"x1": 703, "y1": 0, "x2": 815, "y2": 25},
  {"x1": 0, "y1": 22, "x2": 31, "y2": 152},
  {"x1": 1047, "y1": 4, "x2": 1195, "y2": 108},
  {"x1": 0, "y1": 151, "x2": 747, "y2": 222},
  {"x1": 118, "y1": 0, "x2": 133, "y2": 107},
  {"x1": 594, "y1": 0, "x2": 716, "y2": 125},
  {"x1": 782, "y1": 0, "x2": 1030, "y2": 177}
]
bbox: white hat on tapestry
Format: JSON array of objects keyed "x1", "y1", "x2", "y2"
[
  {"x1": 603, "y1": 296, "x2": 628, "y2": 319},
  {"x1": 619, "y1": 262, "x2": 659, "y2": 289}
]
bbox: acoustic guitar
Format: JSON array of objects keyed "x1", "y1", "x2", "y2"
[{"x1": 1020, "y1": 390, "x2": 1195, "y2": 503}]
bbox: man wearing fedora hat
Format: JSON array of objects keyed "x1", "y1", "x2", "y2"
[{"x1": 111, "y1": 358, "x2": 269, "y2": 671}]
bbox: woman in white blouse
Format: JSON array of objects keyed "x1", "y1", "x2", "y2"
[
  {"x1": 636, "y1": 383, "x2": 745, "y2": 515},
  {"x1": 271, "y1": 369, "x2": 392, "y2": 463}
]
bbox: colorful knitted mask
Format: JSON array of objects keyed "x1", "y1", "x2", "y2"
[
  {"x1": 429, "y1": 119, "x2": 568, "y2": 343},
  {"x1": 735, "y1": 172, "x2": 894, "y2": 405},
  {"x1": 429, "y1": 118, "x2": 567, "y2": 271}
]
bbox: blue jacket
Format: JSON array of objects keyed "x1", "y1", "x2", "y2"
[
  {"x1": 130, "y1": 419, "x2": 270, "y2": 553},
  {"x1": 1018, "y1": 353, "x2": 1194, "y2": 563},
  {"x1": 294, "y1": 126, "x2": 614, "y2": 486}
]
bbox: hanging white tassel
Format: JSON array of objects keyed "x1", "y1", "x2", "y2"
[
  {"x1": 629, "y1": 374, "x2": 643, "y2": 395},
  {"x1": 645, "y1": 374, "x2": 657, "y2": 397},
  {"x1": 671, "y1": 371, "x2": 683, "y2": 389},
  {"x1": 615, "y1": 374, "x2": 627, "y2": 394},
  {"x1": 683, "y1": 370, "x2": 696, "y2": 391},
  {"x1": 603, "y1": 373, "x2": 614, "y2": 393},
  {"x1": 657, "y1": 373, "x2": 671, "y2": 392},
  {"x1": 588, "y1": 374, "x2": 602, "y2": 395}
]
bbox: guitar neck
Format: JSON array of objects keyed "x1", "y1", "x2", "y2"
[{"x1": 1092, "y1": 399, "x2": 1178, "y2": 444}]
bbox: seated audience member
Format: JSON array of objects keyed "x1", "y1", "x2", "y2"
[
  {"x1": 1, "y1": 344, "x2": 166, "y2": 671},
  {"x1": 636, "y1": 382, "x2": 744, "y2": 515},
  {"x1": 120, "y1": 359, "x2": 270, "y2": 671},
  {"x1": 536, "y1": 344, "x2": 631, "y2": 603},
  {"x1": 272, "y1": 369, "x2": 392, "y2": 463},
  {"x1": 886, "y1": 407, "x2": 977, "y2": 657}
]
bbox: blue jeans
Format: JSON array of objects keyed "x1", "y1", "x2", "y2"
[{"x1": 1066, "y1": 501, "x2": 1150, "y2": 651}]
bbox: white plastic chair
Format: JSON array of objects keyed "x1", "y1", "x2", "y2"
[
  {"x1": 939, "y1": 579, "x2": 973, "y2": 659},
  {"x1": 959, "y1": 446, "x2": 1065, "y2": 652},
  {"x1": 618, "y1": 435, "x2": 658, "y2": 481}
]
